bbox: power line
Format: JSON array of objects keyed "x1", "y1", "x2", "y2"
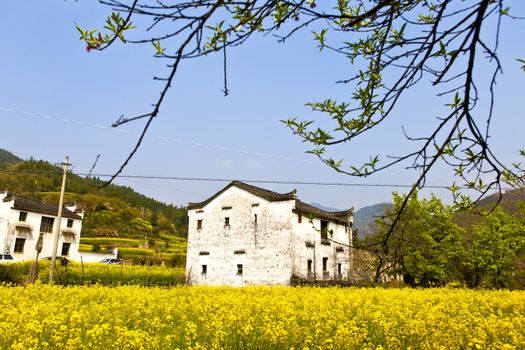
[
  {"x1": 0, "y1": 105, "x2": 315, "y2": 165},
  {"x1": 0, "y1": 168, "x2": 511, "y2": 190}
]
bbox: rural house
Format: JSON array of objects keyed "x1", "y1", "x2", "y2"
[
  {"x1": 0, "y1": 191, "x2": 84, "y2": 261},
  {"x1": 186, "y1": 181, "x2": 354, "y2": 286}
]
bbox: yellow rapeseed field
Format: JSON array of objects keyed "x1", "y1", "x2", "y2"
[{"x1": 0, "y1": 285, "x2": 523, "y2": 349}]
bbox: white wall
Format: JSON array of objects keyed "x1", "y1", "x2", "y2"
[
  {"x1": 0, "y1": 193, "x2": 83, "y2": 261},
  {"x1": 79, "y1": 250, "x2": 118, "y2": 263},
  {"x1": 291, "y1": 212, "x2": 351, "y2": 281},
  {"x1": 186, "y1": 185, "x2": 354, "y2": 286},
  {"x1": 187, "y1": 186, "x2": 295, "y2": 286}
]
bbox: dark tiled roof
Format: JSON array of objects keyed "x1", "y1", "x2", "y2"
[
  {"x1": 294, "y1": 200, "x2": 352, "y2": 225},
  {"x1": 187, "y1": 181, "x2": 297, "y2": 210},
  {"x1": 187, "y1": 181, "x2": 353, "y2": 225},
  {"x1": 10, "y1": 196, "x2": 82, "y2": 220}
]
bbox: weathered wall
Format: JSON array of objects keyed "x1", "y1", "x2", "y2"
[
  {"x1": 186, "y1": 187, "x2": 295, "y2": 286},
  {"x1": 291, "y1": 213, "x2": 351, "y2": 281}
]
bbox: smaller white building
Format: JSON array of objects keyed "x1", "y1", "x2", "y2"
[
  {"x1": 0, "y1": 192, "x2": 84, "y2": 261},
  {"x1": 186, "y1": 181, "x2": 354, "y2": 286}
]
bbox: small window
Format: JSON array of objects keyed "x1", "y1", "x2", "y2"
[
  {"x1": 201, "y1": 265, "x2": 207, "y2": 275},
  {"x1": 19, "y1": 212, "x2": 28, "y2": 222},
  {"x1": 224, "y1": 217, "x2": 230, "y2": 227},
  {"x1": 338, "y1": 263, "x2": 342, "y2": 275},
  {"x1": 40, "y1": 217, "x2": 55, "y2": 233},
  {"x1": 307, "y1": 259, "x2": 313, "y2": 273},
  {"x1": 322, "y1": 257, "x2": 328, "y2": 272},
  {"x1": 321, "y1": 220, "x2": 329, "y2": 239},
  {"x1": 67, "y1": 219, "x2": 74, "y2": 228},
  {"x1": 237, "y1": 264, "x2": 243, "y2": 276},
  {"x1": 14, "y1": 238, "x2": 25, "y2": 253},
  {"x1": 197, "y1": 219, "x2": 203, "y2": 230},
  {"x1": 254, "y1": 214, "x2": 257, "y2": 225},
  {"x1": 298, "y1": 214, "x2": 302, "y2": 223},
  {"x1": 61, "y1": 242, "x2": 71, "y2": 256}
]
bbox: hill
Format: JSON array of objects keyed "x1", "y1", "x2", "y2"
[
  {"x1": 0, "y1": 149, "x2": 188, "y2": 265},
  {"x1": 453, "y1": 188, "x2": 525, "y2": 229},
  {"x1": 353, "y1": 203, "x2": 392, "y2": 239},
  {"x1": 0, "y1": 149, "x2": 22, "y2": 168},
  {"x1": 308, "y1": 202, "x2": 342, "y2": 212}
]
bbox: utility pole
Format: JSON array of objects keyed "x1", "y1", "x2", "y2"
[{"x1": 49, "y1": 156, "x2": 70, "y2": 284}]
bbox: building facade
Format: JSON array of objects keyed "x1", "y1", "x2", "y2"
[
  {"x1": 0, "y1": 192, "x2": 83, "y2": 261},
  {"x1": 186, "y1": 181, "x2": 353, "y2": 286}
]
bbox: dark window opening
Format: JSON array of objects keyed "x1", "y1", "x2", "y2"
[
  {"x1": 338, "y1": 263, "x2": 342, "y2": 276},
  {"x1": 197, "y1": 219, "x2": 203, "y2": 230},
  {"x1": 222, "y1": 206, "x2": 232, "y2": 210},
  {"x1": 322, "y1": 257, "x2": 328, "y2": 272},
  {"x1": 224, "y1": 217, "x2": 230, "y2": 227},
  {"x1": 320, "y1": 220, "x2": 329, "y2": 239},
  {"x1": 237, "y1": 264, "x2": 243, "y2": 276},
  {"x1": 61, "y1": 242, "x2": 71, "y2": 256},
  {"x1": 199, "y1": 251, "x2": 210, "y2": 256},
  {"x1": 40, "y1": 217, "x2": 55, "y2": 233},
  {"x1": 307, "y1": 259, "x2": 313, "y2": 273},
  {"x1": 298, "y1": 214, "x2": 302, "y2": 223},
  {"x1": 19, "y1": 212, "x2": 27, "y2": 222},
  {"x1": 254, "y1": 214, "x2": 257, "y2": 225},
  {"x1": 201, "y1": 265, "x2": 207, "y2": 275},
  {"x1": 14, "y1": 238, "x2": 25, "y2": 253},
  {"x1": 67, "y1": 219, "x2": 74, "y2": 228}
]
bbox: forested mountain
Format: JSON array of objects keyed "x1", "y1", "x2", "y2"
[
  {"x1": 353, "y1": 203, "x2": 392, "y2": 239},
  {"x1": 453, "y1": 188, "x2": 525, "y2": 228},
  {"x1": 0, "y1": 149, "x2": 188, "y2": 264},
  {"x1": 0, "y1": 149, "x2": 22, "y2": 168}
]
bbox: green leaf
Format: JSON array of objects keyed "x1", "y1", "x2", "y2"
[{"x1": 517, "y1": 58, "x2": 525, "y2": 72}]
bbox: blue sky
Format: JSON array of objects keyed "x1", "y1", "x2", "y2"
[{"x1": 1, "y1": 1, "x2": 524, "y2": 210}]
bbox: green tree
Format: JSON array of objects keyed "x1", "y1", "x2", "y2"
[
  {"x1": 77, "y1": 1, "x2": 524, "y2": 206},
  {"x1": 458, "y1": 207, "x2": 524, "y2": 288},
  {"x1": 367, "y1": 191, "x2": 462, "y2": 286}
]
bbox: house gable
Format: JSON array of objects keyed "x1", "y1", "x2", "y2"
[{"x1": 188, "y1": 181, "x2": 297, "y2": 210}]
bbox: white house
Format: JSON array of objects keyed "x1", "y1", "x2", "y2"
[
  {"x1": 186, "y1": 181, "x2": 354, "y2": 286},
  {"x1": 0, "y1": 192, "x2": 84, "y2": 261}
]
